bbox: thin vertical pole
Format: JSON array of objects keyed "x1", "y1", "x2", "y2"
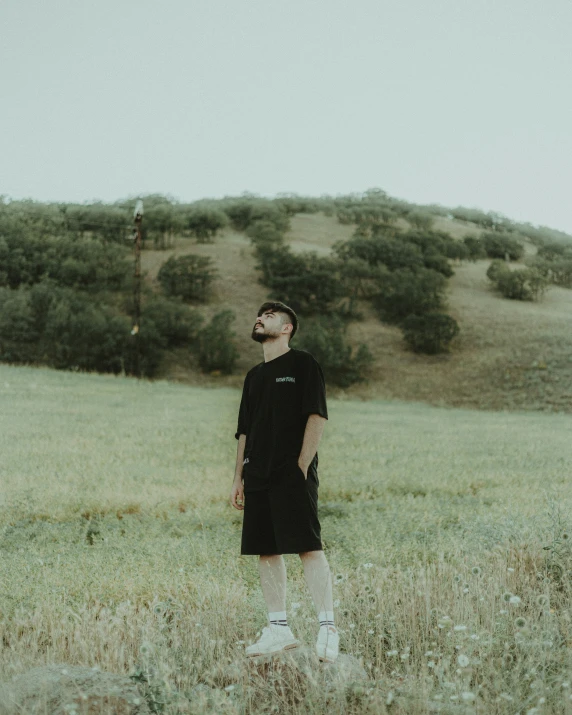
[{"x1": 132, "y1": 200, "x2": 144, "y2": 377}]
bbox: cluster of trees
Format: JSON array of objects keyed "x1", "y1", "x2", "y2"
[
  {"x1": 524, "y1": 242, "x2": 572, "y2": 289},
  {"x1": 486, "y1": 260, "x2": 549, "y2": 301},
  {"x1": 237, "y1": 206, "x2": 469, "y2": 383},
  {"x1": 2, "y1": 191, "x2": 571, "y2": 382},
  {"x1": 0, "y1": 199, "x2": 242, "y2": 376}
]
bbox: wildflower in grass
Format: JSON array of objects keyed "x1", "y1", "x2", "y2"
[
  {"x1": 438, "y1": 616, "x2": 452, "y2": 629},
  {"x1": 368, "y1": 629, "x2": 374, "y2": 635},
  {"x1": 139, "y1": 641, "x2": 153, "y2": 656},
  {"x1": 515, "y1": 617, "x2": 527, "y2": 628},
  {"x1": 363, "y1": 563, "x2": 373, "y2": 569},
  {"x1": 453, "y1": 624, "x2": 467, "y2": 632},
  {"x1": 224, "y1": 685, "x2": 235, "y2": 692},
  {"x1": 462, "y1": 692, "x2": 476, "y2": 702},
  {"x1": 425, "y1": 651, "x2": 433, "y2": 656},
  {"x1": 471, "y1": 566, "x2": 482, "y2": 576},
  {"x1": 291, "y1": 601, "x2": 301, "y2": 610},
  {"x1": 427, "y1": 661, "x2": 435, "y2": 668},
  {"x1": 457, "y1": 654, "x2": 470, "y2": 667},
  {"x1": 507, "y1": 567, "x2": 515, "y2": 573},
  {"x1": 333, "y1": 599, "x2": 340, "y2": 607},
  {"x1": 502, "y1": 592, "x2": 513, "y2": 602},
  {"x1": 349, "y1": 623, "x2": 355, "y2": 629},
  {"x1": 509, "y1": 595, "x2": 521, "y2": 605},
  {"x1": 386, "y1": 650, "x2": 399, "y2": 657},
  {"x1": 536, "y1": 595, "x2": 549, "y2": 607},
  {"x1": 562, "y1": 682, "x2": 570, "y2": 688}
]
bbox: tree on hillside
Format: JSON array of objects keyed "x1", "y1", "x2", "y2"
[
  {"x1": 295, "y1": 314, "x2": 374, "y2": 387},
  {"x1": 371, "y1": 267, "x2": 448, "y2": 324},
  {"x1": 182, "y1": 208, "x2": 228, "y2": 243},
  {"x1": 158, "y1": 254, "x2": 218, "y2": 303}
]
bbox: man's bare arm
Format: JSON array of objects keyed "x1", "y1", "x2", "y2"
[
  {"x1": 234, "y1": 434, "x2": 246, "y2": 483},
  {"x1": 230, "y1": 434, "x2": 246, "y2": 510},
  {"x1": 298, "y1": 414, "x2": 327, "y2": 477}
]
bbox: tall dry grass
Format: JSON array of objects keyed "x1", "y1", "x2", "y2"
[{"x1": 1, "y1": 364, "x2": 572, "y2": 713}]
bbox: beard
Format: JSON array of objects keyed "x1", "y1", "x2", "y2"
[{"x1": 251, "y1": 326, "x2": 279, "y2": 343}]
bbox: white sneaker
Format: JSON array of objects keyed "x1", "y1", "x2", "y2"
[
  {"x1": 316, "y1": 625, "x2": 339, "y2": 663},
  {"x1": 245, "y1": 624, "x2": 300, "y2": 657}
]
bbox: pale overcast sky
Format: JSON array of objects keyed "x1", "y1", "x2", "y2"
[{"x1": 1, "y1": 0, "x2": 571, "y2": 232}]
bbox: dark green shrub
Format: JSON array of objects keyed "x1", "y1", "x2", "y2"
[
  {"x1": 246, "y1": 220, "x2": 285, "y2": 247},
  {"x1": 337, "y1": 259, "x2": 391, "y2": 317},
  {"x1": 0, "y1": 232, "x2": 130, "y2": 291},
  {"x1": 537, "y1": 242, "x2": 570, "y2": 261},
  {"x1": 482, "y1": 232, "x2": 525, "y2": 260},
  {"x1": 549, "y1": 258, "x2": 572, "y2": 288},
  {"x1": 401, "y1": 313, "x2": 460, "y2": 354},
  {"x1": 0, "y1": 288, "x2": 39, "y2": 362},
  {"x1": 197, "y1": 309, "x2": 239, "y2": 374},
  {"x1": 407, "y1": 211, "x2": 435, "y2": 231},
  {"x1": 0, "y1": 282, "x2": 167, "y2": 376},
  {"x1": 333, "y1": 234, "x2": 424, "y2": 272},
  {"x1": 142, "y1": 296, "x2": 204, "y2": 348},
  {"x1": 157, "y1": 254, "x2": 217, "y2": 302},
  {"x1": 495, "y1": 267, "x2": 549, "y2": 301},
  {"x1": 223, "y1": 200, "x2": 290, "y2": 233},
  {"x1": 463, "y1": 235, "x2": 487, "y2": 260},
  {"x1": 371, "y1": 267, "x2": 447, "y2": 324},
  {"x1": 443, "y1": 240, "x2": 470, "y2": 261},
  {"x1": 273, "y1": 195, "x2": 321, "y2": 216},
  {"x1": 295, "y1": 314, "x2": 373, "y2": 387},
  {"x1": 254, "y1": 244, "x2": 348, "y2": 315},
  {"x1": 183, "y1": 208, "x2": 227, "y2": 243},
  {"x1": 422, "y1": 252, "x2": 454, "y2": 278},
  {"x1": 121, "y1": 319, "x2": 166, "y2": 377},
  {"x1": 486, "y1": 259, "x2": 510, "y2": 282},
  {"x1": 42, "y1": 294, "x2": 128, "y2": 373}
]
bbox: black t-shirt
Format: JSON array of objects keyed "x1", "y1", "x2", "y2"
[{"x1": 235, "y1": 348, "x2": 328, "y2": 491}]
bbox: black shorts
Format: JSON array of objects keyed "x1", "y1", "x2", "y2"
[{"x1": 240, "y1": 465, "x2": 322, "y2": 555}]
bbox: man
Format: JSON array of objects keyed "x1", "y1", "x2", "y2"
[{"x1": 229, "y1": 301, "x2": 339, "y2": 663}]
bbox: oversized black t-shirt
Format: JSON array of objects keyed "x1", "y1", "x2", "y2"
[{"x1": 234, "y1": 348, "x2": 328, "y2": 491}]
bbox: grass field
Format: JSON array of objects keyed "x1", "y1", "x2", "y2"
[
  {"x1": 2, "y1": 364, "x2": 572, "y2": 713},
  {"x1": 140, "y1": 212, "x2": 572, "y2": 416}
]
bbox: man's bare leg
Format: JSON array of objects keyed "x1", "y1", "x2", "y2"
[
  {"x1": 258, "y1": 554, "x2": 287, "y2": 612},
  {"x1": 299, "y1": 550, "x2": 334, "y2": 615},
  {"x1": 300, "y1": 549, "x2": 338, "y2": 660}
]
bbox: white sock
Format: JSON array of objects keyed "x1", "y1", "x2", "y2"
[
  {"x1": 318, "y1": 610, "x2": 335, "y2": 628},
  {"x1": 269, "y1": 610, "x2": 288, "y2": 627}
]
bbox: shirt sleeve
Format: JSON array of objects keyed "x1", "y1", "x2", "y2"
[
  {"x1": 301, "y1": 354, "x2": 328, "y2": 420},
  {"x1": 235, "y1": 372, "x2": 250, "y2": 439}
]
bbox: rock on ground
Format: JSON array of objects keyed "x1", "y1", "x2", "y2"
[{"x1": 0, "y1": 664, "x2": 151, "y2": 715}]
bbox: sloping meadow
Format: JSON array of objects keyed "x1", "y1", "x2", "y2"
[{"x1": 1, "y1": 364, "x2": 572, "y2": 713}]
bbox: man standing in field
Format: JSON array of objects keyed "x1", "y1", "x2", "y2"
[{"x1": 229, "y1": 301, "x2": 339, "y2": 663}]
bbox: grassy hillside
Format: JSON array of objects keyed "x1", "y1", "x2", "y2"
[
  {"x1": 141, "y1": 212, "x2": 572, "y2": 414},
  {"x1": 2, "y1": 364, "x2": 572, "y2": 712}
]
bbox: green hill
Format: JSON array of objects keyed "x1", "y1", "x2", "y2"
[{"x1": 141, "y1": 211, "x2": 572, "y2": 414}]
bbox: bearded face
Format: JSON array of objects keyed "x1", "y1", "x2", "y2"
[{"x1": 251, "y1": 310, "x2": 290, "y2": 343}]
